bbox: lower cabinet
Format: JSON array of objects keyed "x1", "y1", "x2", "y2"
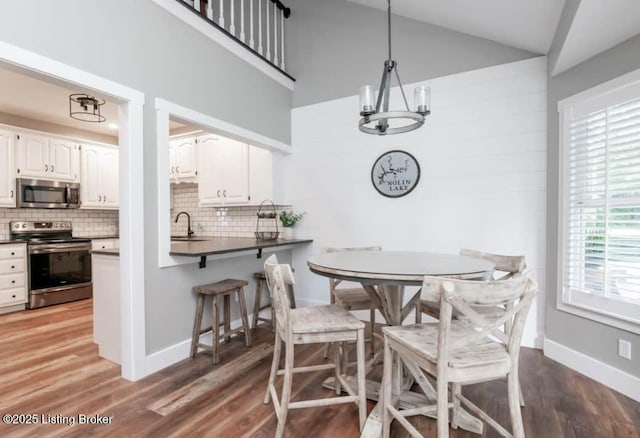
[
  {"x1": 92, "y1": 253, "x2": 121, "y2": 364},
  {"x1": 91, "y1": 238, "x2": 119, "y2": 251},
  {"x1": 0, "y1": 243, "x2": 28, "y2": 313}
]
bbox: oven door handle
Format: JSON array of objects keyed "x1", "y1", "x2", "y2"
[{"x1": 29, "y1": 243, "x2": 91, "y2": 254}]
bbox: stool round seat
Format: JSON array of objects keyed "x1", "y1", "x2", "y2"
[{"x1": 190, "y1": 278, "x2": 252, "y2": 364}]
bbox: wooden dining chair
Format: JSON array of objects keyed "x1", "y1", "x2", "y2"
[
  {"x1": 321, "y1": 245, "x2": 382, "y2": 358},
  {"x1": 416, "y1": 249, "x2": 526, "y2": 322},
  {"x1": 263, "y1": 255, "x2": 367, "y2": 438},
  {"x1": 382, "y1": 273, "x2": 537, "y2": 438},
  {"x1": 415, "y1": 249, "x2": 528, "y2": 407}
]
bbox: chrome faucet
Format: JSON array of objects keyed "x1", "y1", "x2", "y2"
[{"x1": 175, "y1": 211, "x2": 194, "y2": 238}]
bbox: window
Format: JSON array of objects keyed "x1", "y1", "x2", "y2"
[{"x1": 558, "y1": 72, "x2": 640, "y2": 333}]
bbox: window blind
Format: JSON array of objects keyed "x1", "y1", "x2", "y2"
[{"x1": 564, "y1": 96, "x2": 640, "y2": 306}]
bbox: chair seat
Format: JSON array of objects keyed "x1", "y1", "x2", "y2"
[
  {"x1": 334, "y1": 287, "x2": 373, "y2": 310},
  {"x1": 291, "y1": 305, "x2": 365, "y2": 334},
  {"x1": 383, "y1": 322, "x2": 510, "y2": 369}
]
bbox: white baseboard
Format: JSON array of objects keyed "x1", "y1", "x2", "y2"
[
  {"x1": 144, "y1": 313, "x2": 254, "y2": 377},
  {"x1": 544, "y1": 338, "x2": 640, "y2": 402}
]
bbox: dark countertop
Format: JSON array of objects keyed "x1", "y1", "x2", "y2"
[
  {"x1": 0, "y1": 240, "x2": 25, "y2": 245},
  {"x1": 92, "y1": 248, "x2": 120, "y2": 256},
  {"x1": 79, "y1": 235, "x2": 120, "y2": 240},
  {"x1": 170, "y1": 237, "x2": 312, "y2": 257}
]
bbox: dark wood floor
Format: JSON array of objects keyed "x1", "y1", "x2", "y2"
[{"x1": 0, "y1": 299, "x2": 638, "y2": 437}]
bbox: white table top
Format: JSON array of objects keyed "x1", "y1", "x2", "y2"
[{"x1": 307, "y1": 251, "x2": 495, "y2": 285}]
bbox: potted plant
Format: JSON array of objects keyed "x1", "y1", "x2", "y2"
[{"x1": 279, "y1": 210, "x2": 305, "y2": 239}]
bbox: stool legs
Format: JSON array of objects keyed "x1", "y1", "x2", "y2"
[
  {"x1": 191, "y1": 287, "x2": 252, "y2": 365},
  {"x1": 252, "y1": 279, "x2": 264, "y2": 329},
  {"x1": 212, "y1": 294, "x2": 221, "y2": 364},
  {"x1": 237, "y1": 286, "x2": 252, "y2": 347},
  {"x1": 190, "y1": 294, "x2": 206, "y2": 358}
]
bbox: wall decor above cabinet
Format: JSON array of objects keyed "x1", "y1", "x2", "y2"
[{"x1": 16, "y1": 132, "x2": 79, "y2": 182}]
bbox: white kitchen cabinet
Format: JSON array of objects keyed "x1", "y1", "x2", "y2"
[
  {"x1": 92, "y1": 253, "x2": 121, "y2": 364},
  {"x1": 16, "y1": 133, "x2": 79, "y2": 182},
  {"x1": 169, "y1": 136, "x2": 198, "y2": 183},
  {"x1": 198, "y1": 135, "x2": 249, "y2": 206},
  {"x1": 91, "y1": 238, "x2": 119, "y2": 251},
  {"x1": 0, "y1": 129, "x2": 16, "y2": 207},
  {"x1": 80, "y1": 144, "x2": 119, "y2": 210},
  {"x1": 248, "y1": 145, "x2": 273, "y2": 204},
  {"x1": 0, "y1": 243, "x2": 28, "y2": 313}
]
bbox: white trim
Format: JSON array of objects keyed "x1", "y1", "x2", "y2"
[
  {"x1": 151, "y1": 0, "x2": 294, "y2": 91},
  {"x1": 0, "y1": 41, "x2": 147, "y2": 382},
  {"x1": 155, "y1": 97, "x2": 292, "y2": 269},
  {"x1": 544, "y1": 338, "x2": 640, "y2": 402},
  {"x1": 557, "y1": 65, "x2": 640, "y2": 111},
  {"x1": 145, "y1": 314, "x2": 250, "y2": 375},
  {"x1": 556, "y1": 68, "x2": 640, "y2": 334}
]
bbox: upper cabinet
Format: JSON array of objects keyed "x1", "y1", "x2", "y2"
[
  {"x1": 16, "y1": 132, "x2": 79, "y2": 182},
  {"x1": 80, "y1": 144, "x2": 119, "y2": 210},
  {"x1": 198, "y1": 135, "x2": 249, "y2": 206},
  {"x1": 0, "y1": 128, "x2": 16, "y2": 207},
  {"x1": 169, "y1": 136, "x2": 198, "y2": 183},
  {"x1": 249, "y1": 146, "x2": 273, "y2": 204}
]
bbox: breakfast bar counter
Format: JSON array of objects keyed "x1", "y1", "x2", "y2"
[{"x1": 170, "y1": 237, "x2": 313, "y2": 268}]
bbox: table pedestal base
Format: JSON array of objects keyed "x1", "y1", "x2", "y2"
[{"x1": 322, "y1": 376, "x2": 484, "y2": 436}]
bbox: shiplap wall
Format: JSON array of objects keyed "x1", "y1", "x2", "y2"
[{"x1": 288, "y1": 57, "x2": 547, "y2": 347}]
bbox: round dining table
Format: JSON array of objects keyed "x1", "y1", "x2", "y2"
[{"x1": 307, "y1": 251, "x2": 495, "y2": 437}]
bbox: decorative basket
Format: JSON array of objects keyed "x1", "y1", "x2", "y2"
[{"x1": 255, "y1": 200, "x2": 279, "y2": 240}]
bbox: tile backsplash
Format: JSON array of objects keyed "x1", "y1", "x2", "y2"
[
  {"x1": 170, "y1": 184, "x2": 290, "y2": 237},
  {"x1": 0, "y1": 208, "x2": 118, "y2": 240}
]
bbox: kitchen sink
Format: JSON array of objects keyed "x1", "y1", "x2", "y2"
[{"x1": 170, "y1": 236, "x2": 209, "y2": 242}]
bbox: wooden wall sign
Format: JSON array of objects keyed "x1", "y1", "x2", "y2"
[{"x1": 371, "y1": 150, "x2": 420, "y2": 198}]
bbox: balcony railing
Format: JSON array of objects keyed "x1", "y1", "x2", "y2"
[{"x1": 178, "y1": 0, "x2": 292, "y2": 78}]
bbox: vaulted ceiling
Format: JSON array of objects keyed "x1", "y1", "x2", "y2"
[{"x1": 347, "y1": 0, "x2": 640, "y2": 75}]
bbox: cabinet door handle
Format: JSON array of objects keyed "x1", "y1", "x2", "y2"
[
  {"x1": 10, "y1": 251, "x2": 15, "y2": 256},
  {"x1": 10, "y1": 190, "x2": 13, "y2": 198},
  {"x1": 223, "y1": 190, "x2": 227, "y2": 197},
  {"x1": 103, "y1": 195, "x2": 107, "y2": 202},
  {"x1": 170, "y1": 166, "x2": 175, "y2": 174},
  {"x1": 176, "y1": 166, "x2": 180, "y2": 173},
  {"x1": 44, "y1": 164, "x2": 48, "y2": 171},
  {"x1": 99, "y1": 195, "x2": 102, "y2": 202},
  {"x1": 11, "y1": 280, "x2": 16, "y2": 284},
  {"x1": 11, "y1": 265, "x2": 15, "y2": 269},
  {"x1": 217, "y1": 190, "x2": 221, "y2": 197},
  {"x1": 11, "y1": 295, "x2": 16, "y2": 299},
  {"x1": 51, "y1": 165, "x2": 54, "y2": 172}
]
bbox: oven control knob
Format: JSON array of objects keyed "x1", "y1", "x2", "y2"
[
  {"x1": 21, "y1": 224, "x2": 26, "y2": 228},
  {"x1": 54, "y1": 223, "x2": 59, "y2": 229},
  {"x1": 14, "y1": 224, "x2": 19, "y2": 229}
]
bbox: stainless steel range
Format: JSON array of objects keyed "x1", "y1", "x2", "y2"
[{"x1": 10, "y1": 221, "x2": 92, "y2": 309}]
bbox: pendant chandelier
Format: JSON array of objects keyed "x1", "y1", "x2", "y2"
[
  {"x1": 359, "y1": 0, "x2": 430, "y2": 135},
  {"x1": 69, "y1": 93, "x2": 106, "y2": 123}
]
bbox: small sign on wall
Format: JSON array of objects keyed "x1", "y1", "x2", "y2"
[{"x1": 371, "y1": 150, "x2": 420, "y2": 198}]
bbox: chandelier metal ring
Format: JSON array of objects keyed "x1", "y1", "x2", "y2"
[{"x1": 359, "y1": 111, "x2": 424, "y2": 135}]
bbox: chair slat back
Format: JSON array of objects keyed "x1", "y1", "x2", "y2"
[
  {"x1": 459, "y1": 249, "x2": 526, "y2": 280},
  {"x1": 421, "y1": 274, "x2": 538, "y2": 365},
  {"x1": 264, "y1": 255, "x2": 294, "y2": 340},
  {"x1": 321, "y1": 246, "x2": 381, "y2": 290}
]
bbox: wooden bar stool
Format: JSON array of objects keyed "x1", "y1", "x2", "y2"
[
  {"x1": 190, "y1": 278, "x2": 252, "y2": 364},
  {"x1": 251, "y1": 270, "x2": 296, "y2": 330}
]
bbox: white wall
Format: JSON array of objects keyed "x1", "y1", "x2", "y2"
[{"x1": 289, "y1": 57, "x2": 547, "y2": 347}]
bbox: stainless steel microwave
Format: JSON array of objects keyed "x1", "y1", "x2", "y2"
[{"x1": 16, "y1": 178, "x2": 81, "y2": 209}]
